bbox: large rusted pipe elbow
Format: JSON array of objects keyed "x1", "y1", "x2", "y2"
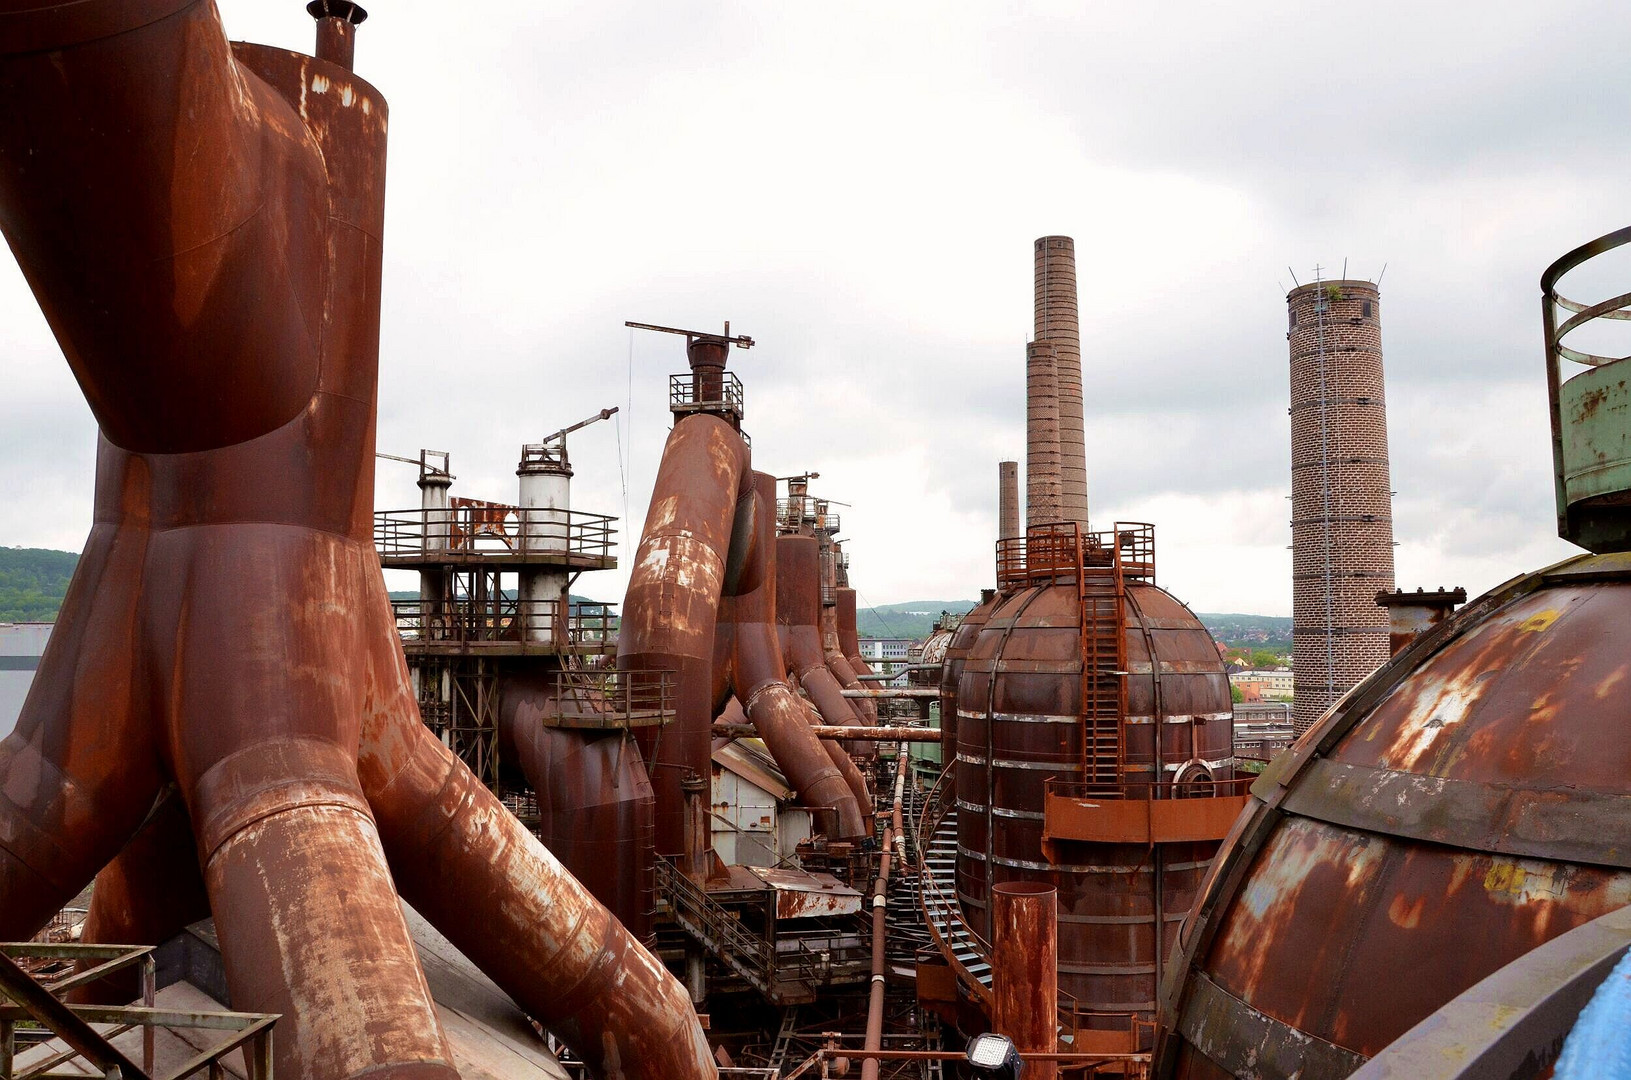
[
  {"x1": 777, "y1": 535, "x2": 866, "y2": 741},
  {"x1": 723, "y1": 474, "x2": 866, "y2": 839},
  {"x1": 498, "y1": 677, "x2": 657, "y2": 942},
  {"x1": 620, "y1": 413, "x2": 751, "y2": 856},
  {"x1": 0, "y1": 0, "x2": 333, "y2": 453},
  {"x1": 364, "y1": 719, "x2": 715, "y2": 1080}
]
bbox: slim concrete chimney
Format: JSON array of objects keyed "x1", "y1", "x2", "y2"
[
  {"x1": 1035, "y1": 236, "x2": 1088, "y2": 527},
  {"x1": 998, "y1": 461, "x2": 1020, "y2": 541},
  {"x1": 1026, "y1": 341, "x2": 1062, "y2": 528}
]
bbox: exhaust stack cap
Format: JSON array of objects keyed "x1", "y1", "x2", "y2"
[{"x1": 307, "y1": 1, "x2": 367, "y2": 70}]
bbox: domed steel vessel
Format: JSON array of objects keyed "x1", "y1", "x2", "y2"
[
  {"x1": 1153, "y1": 228, "x2": 1631, "y2": 1079},
  {"x1": 953, "y1": 524, "x2": 1238, "y2": 1033}
]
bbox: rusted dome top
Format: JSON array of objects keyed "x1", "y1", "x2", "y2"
[{"x1": 1155, "y1": 552, "x2": 1631, "y2": 1079}]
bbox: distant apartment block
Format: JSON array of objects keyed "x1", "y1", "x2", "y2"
[
  {"x1": 0, "y1": 622, "x2": 50, "y2": 738},
  {"x1": 858, "y1": 637, "x2": 914, "y2": 661},
  {"x1": 1230, "y1": 668, "x2": 1294, "y2": 702}
]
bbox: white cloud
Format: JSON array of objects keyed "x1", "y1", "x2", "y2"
[{"x1": 2, "y1": 0, "x2": 1622, "y2": 617}]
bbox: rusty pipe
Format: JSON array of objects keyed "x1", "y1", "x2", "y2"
[
  {"x1": 721, "y1": 474, "x2": 867, "y2": 839},
  {"x1": 74, "y1": 787, "x2": 210, "y2": 1006},
  {"x1": 498, "y1": 675, "x2": 657, "y2": 942},
  {"x1": 798, "y1": 697, "x2": 874, "y2": 818},
  {"x1": 620, "y1": 411, "x2": 751, "y2": 857},
  {"x1": 716, "y1": 723, "x2": 941, "y2": 742},
  {"x1": 0, "y1": 5, "x2": 465, "y2": 1076},
  {"x1": 860, "y1": 749, "x2": 909, "y2": 1080},
  {"x1": 361, "y1": 697, "x2": 716, "y2": 1080},
  {"x1": 307, "y1": 0, "x2": 365, "y2": 70},
  {"x1": 0, "y1": 0, "x2": 333, "y2": 456},
  {"x1": 992, "y1": 882, "x2": 1059, "y2": 1080},
  {"x1": 778, "y1": 534, "x2": 870, "y2": 753},
  {"x1": 821, "y1": 550, "x2": 879, "y2": 735}
]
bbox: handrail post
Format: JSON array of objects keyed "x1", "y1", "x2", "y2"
[{"x1": 142, "y1": 953, "x2": 156, "y2": 1076}]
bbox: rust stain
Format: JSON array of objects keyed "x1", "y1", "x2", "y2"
[{"x1": 0, "y1": 5, "x2": 716, "y2": 1078}]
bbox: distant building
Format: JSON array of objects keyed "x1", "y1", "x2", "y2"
[
  {"x1": 0, "y1": 623, "x2": 51, "y2": 738},
  {"x1": 1230, "y1": 668, "x2": 1294, "y2": 702},
  {"x1": 858, "y1": 637, "x2": 913, "y2": 662}
]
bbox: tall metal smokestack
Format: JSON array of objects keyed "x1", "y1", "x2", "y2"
[
  {"x1": 1287, "y1": 276, "x2": 1396, "y2": 735},
  {"x1": 1025, "y1": 341, "x2": 1061, "y2": 528},
  {"x1": 1035, "y1": 235, "x2": 1088, "y2": 526},
  {"x1": 998, "y1": 460, "x2": 1020, "y2": 541}
]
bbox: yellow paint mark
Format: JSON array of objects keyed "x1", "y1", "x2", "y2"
[
  {"x1": 1517, "y1": 609, "x2": 1560, "y2": 634},
  {"x1": 1597, "y1": 667, "x2": 1627, "y2": 700},
  {"x1": 1483, "y1": 863, "x2": 1527, "y2": 894}
]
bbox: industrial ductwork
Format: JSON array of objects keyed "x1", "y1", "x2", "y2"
[
  {"x1": 776, "y1": 534, "x2": 873, "y2": 755},
  {"x1": 716, "y1": 473, "x2": 870, "y2": 838},
  {"x1": 498, "y1": 678, "x2": 657, "y2": 942},
  {"x1": 621, "y1": 347, "x2": 753, "y2": 866},
  {"x1": 621, "y1": 340, "x2": 873, "y2": 864},
  {"x1": 0, "y1": 4, "x2": 713, "y2": 1077}
]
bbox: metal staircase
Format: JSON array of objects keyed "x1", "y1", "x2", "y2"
[
  {"x1": 916, "y1": 771, "x2": 993, "y2": 1002},
  {"x1": 654, "y1": 856, "x2": 816, "y2": 1005}
]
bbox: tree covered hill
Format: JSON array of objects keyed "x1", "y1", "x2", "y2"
[
  {"x1": 0, "y1": 548, "x2": 78, "y2": 622},
  {"x1": 1, "y1": 549, "x2": 1293, "y2": 656},
  {"x1": 855, "y1": 600, "x2": 976, "y2": 640}
]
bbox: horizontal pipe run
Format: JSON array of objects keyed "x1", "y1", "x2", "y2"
[
  {"x1": 856, "y1": 665, "x2": 938, "y2": 681},
  {"x1": 822, "y1": 1049, "x2": 1147, "y2": 1062},
  {"x1": 841, "y1": 688, "x2": 940, "y2": 698},
  {"x1": 713, "y1": 724, "x2": 941, "y2": 742}
]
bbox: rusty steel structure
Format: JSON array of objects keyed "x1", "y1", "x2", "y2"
[
  {"x1": 1287, "y1": 277, "x2": 1396, "y2": 735},
  {"x1": 622, "y1": 333, "x2": 755, "y2": 870},
  {"x1": 1153, "y1": 229, "x2": 1631, "y2": 1079},
  {"x1": 1375, "y1": 586, "x2": 1465, "y2": 656},
  {"x1": 776, "y1": 534, "x2": 873, "y2": 756},
  {"x1": 938, "y1": 589, "x2": 995, "y2": 762},
  {"x1": 1035, "y1": 236, "x2": 1089, "y2": 526},
  {"x1": 621, "y1": 335, "x2": 876, "y2": 878},
  {"x1": 718, "y1": 473, "x2": 870, "y2": 839},
  {"x1": 919, "y1": 241, "x2": 1241, "y2": 1050},
  {"x1": 0, "y1": 4, "x2": 713, "y2": 1078},
  {"x1": 952, "y1": 524, "x2": 1239, "y2": 1041},
  {"x1": 991, "y1": 882, "x2": 1060, "y2": 1080},
  {"x1": 376, "y1": 418, "x2": 669, "y2": 942}
]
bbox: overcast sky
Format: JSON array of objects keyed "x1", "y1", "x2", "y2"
[{"x1": 4, "y1": 1, "x2": 1627, "y2": 616}]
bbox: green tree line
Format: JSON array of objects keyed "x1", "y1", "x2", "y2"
[{"x1": 0, "y1": 548, "x2": 77, "y2": 622}]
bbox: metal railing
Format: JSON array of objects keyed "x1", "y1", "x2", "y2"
[
  {"x1": 996, "y1": 521, "x2": 1156, "y2": 589},
  {"x1": 669, "y1": 371, "x2": 745, "y2": 418},
  {"x1": 0, "y1": 943, "x2": 277, "y2": 1080},
  {"x1": 526, "y1": 668, "x2": 675, "y2": 729},
  {"x1": 775, "y1": 498, "x2": 839, "y2": 535},
  {"x1": 392, "y1": 598, "x2": 617, "y2": 648},
  {"x1": 1045, "y1": 775, "x2": 1256, "y2": 802},
  {"x1": 915, "y1": 768, "x2": 994, "y2": 1005},
  {"x1": 654, "y1": 856, "x2": 779, "y2": 996},
  {"x1": 1055, "y1": 989, "x2": 1157, "y2": 1052},
  {"x1": 1541, "y1": 225, "x2": 1631, "y2": 551},
  {"x1": 374, "y1": 506, "x2": 617, "y2": 563}
]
